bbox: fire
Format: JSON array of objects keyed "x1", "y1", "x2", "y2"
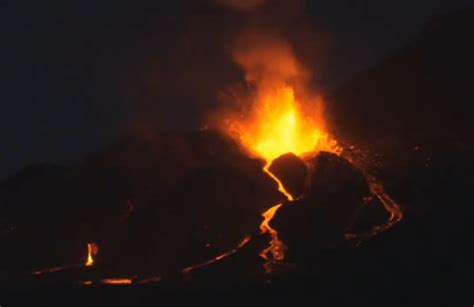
[
  {"x1": 214, "y1": 31, "x2": 341, "y2": 270},
  {"x1": 217, "y1": 31, "x2": 340, "y2": 162},
  {"x1": 85, "y1": 242, "x2": 98, "y2": 267},
  {"x1": 230, "y1": 85, "x2": 338, "y2": 162},
  {"x1": 226, "y1": 85, "x2": 340, "y2": 268}
]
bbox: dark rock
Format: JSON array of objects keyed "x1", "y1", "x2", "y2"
[
  {"x1": 268, "y1": 153, "x2": 308, "y2": 198},
  {"x1": 349, "y1": 196, "x2": 390, "y2": 234},
  {"x1": 270, "y1": 152, "x2": 370, "y2": 259},
  {"x1": 307, "y1": 152, "x2": 369, "y2": 229},
  {"x1": 271, "y1": 199, "x2": 348, "y2": 260}
]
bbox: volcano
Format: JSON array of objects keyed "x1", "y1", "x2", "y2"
[
  {"x1": 0, "y1": 127, "x2": 402, "y2": 297},
  {"x1": 2, "y1": 4, "x2": 474, "y2": 305}
]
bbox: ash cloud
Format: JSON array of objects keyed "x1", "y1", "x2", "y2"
[{"x1": 231, "y1": 29, "x2": 307, "y2": 88}]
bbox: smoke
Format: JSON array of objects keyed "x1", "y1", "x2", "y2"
[
  {"x1": 218, "y1": 0, "x2": 327, "y2": 100},
  {"x1": 204, "y1": 0, "x2": 332, "y2": 159},
  {"x1": 214, "y1": 0, "x2": 266, "y2": 11},
  {"x1": 231, "y1": 29, "x2": 308, "y2": 89}
]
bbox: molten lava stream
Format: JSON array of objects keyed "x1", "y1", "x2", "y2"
[
  {"x1": 100, "y1": 278, "x2": 133, "y2": 285},
  {"x1": 220, "y1": 85, "x2": 340, "y2": 270},
  {"x1": 181, "y1": 235, "x2": 252, "y2": 277},
  {"x1": 341, "y1": 150, "x2": 404, "y2": 241},
  {"x1": 32, "y1": 242, "x2": 99, "y2": 276},
  {"x1": 85, "y1": 242, "x2": 98, "y2": 267},
  {"x1": 367, "y1": 177, "x2": 403, "y2": 234},
  {"x1": 259, "y1": 162, "x2": 295, "y2": 272}
]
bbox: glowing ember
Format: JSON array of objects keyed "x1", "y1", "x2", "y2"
[{"x1": 85, "y1": 242, "x2": 98, "y2": 267}]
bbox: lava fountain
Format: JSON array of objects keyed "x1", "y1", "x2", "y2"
[
  {"x1": 241, "y1": 86, "x2": 340, "y2": 269},
  {"x1": 214, "y1": 31, "x2": 341, "y2": 269}
]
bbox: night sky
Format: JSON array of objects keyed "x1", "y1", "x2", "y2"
[{"x1": 1, "y1": 0, "x2": 473, "y2": 179}]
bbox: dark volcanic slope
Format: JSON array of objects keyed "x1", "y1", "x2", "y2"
[
  {"x1": 324, "y1": 8, "x2": 474, "y2": 303},
  {"x1": 2, "y1": 8, "x2": 474, "y2": 304},
  {"x1": 327, "y1": 7, "x2": 474, "y2": 216},
  {"x1": 0, "y1": 130, "x2": 283, "y2": 279},
  {"x1": 328, "y1": 7, "x2": 474, "y2": 149}
]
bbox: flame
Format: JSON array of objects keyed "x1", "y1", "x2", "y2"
[
  {"x1": 85, "y1": 242, "x2": 98, "y2": 267},
  {"x1": 220, "y1": 82, "x2": 339, "y2": 268},
  {"x1": 229, "y1": 85, "x2": 338, "y2": 162},
  {"x1": 213, "y1": 31, "x2": 341, "y2": 271},
  {"x1": 216, "y1": 31, "x2": 340, "y2": 162}
]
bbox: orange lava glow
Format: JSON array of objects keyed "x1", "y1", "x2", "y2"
[
  {"x1": 217, "y1": 32, "x2": 341, "y2": 161},
  {"x1": 214, "y1": 31, "x2": 341, "y2": 271},
  {"x1": 230, "y1": 85, "x2": 339, "y2": 162},
  {"x1": 85, "y1": 242, "x2": 98, "y2": 267},
  {"x1": 100, "y1": 278, "x2": 133, "y2": 285},
  {"x1": 222, "y1": 84, "x2": 340, "y2": 267},
  {"x1": 258, "y1": 163, "x2": 294, "y2": 270},
  {"x1": 262, "y1": 162, "x2": 294, "y2": 202},
  {"x1": 182, "y1": 235, "x2": 252, "y2": 277}
]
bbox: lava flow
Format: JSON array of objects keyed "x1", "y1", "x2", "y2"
[
  {"x1": 182, "y1": 235, "x2": 252, "y2": 277},
  {"x1": 215, "y1": 33, "x2": 342, "y2": 269},
  {"x1": 258, "y1": 163, "x2": 293, "y2": 266},
  {"x1": 224, "y1": 85, "x2": 340, "y2": 268},
  {"x1": 85, "y1": 242, "x2": 98, "y2": 267},
  {"x1": 100, "y1": 278, "x2": 133, "y2": 285}
]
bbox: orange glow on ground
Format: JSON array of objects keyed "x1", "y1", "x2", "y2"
[
  {"x1": 100, "y1": 278, "x2": 133, "y2": 285},
  {"x1": 182, "y1": 235, "x2": 252, "y2": 276}
]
